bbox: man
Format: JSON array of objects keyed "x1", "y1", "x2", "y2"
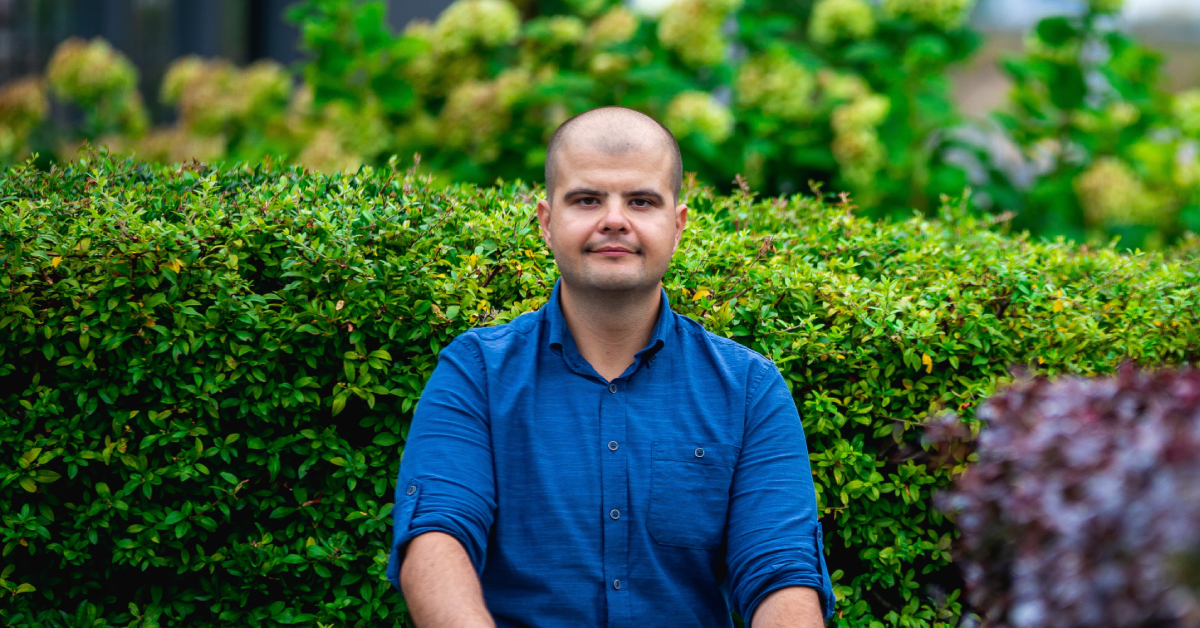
[{"x1": 386, "y1": 107, "x2": 834, "y2": 627}]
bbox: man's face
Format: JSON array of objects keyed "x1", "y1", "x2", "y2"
[{"x1": 536, "y1": 141, "x2": 687, "y2": 294}]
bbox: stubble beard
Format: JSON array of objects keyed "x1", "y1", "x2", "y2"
[{"x1": 562, "y1": 249, "x2": 660, "y2": 295}]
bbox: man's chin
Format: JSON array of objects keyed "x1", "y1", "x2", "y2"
[{"x1": 572, "y1": 270, "x2": 651, "y2": 293}]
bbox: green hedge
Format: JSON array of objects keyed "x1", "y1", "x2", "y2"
[{"x1": 1, "y1": 154, "x2": 1198, "y2": 628}]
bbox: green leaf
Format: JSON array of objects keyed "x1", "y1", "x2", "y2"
[
  {"x1": 1047, "y1": 63, "x2": 1086, "y2": 110},
  {"x1": 31, "y1": 470, "x2": 61, "y2": 483},
  {"x1": 372, "y1": 433, "x2": 403, "y2": 447},
  {"x1": 332, "y1": 394, "x2": 347, "y2": 416},
  {"x1": 371, "y1": 73, "x2": 416, "y2": 112},
  {"x1": 1036, "y1": 17, "x2": 1076, "y2": 47}
]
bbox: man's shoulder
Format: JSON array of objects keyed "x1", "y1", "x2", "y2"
[
  {"x1": 450, "y1": 308, "x2": 543, "y2": 356},
  {"x1": 672, "y1": 312, "x2": 777, "y2": 375}
]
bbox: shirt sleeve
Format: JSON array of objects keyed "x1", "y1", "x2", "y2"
[
  {"x1": 725, "y1": 361, "x2": 835, "y2": 622},
  {"x1": 385, "y1": 334, "x2": 496, "y2": 591}
]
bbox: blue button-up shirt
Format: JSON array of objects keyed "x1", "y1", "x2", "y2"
[{"x1": 387, "y1": 280, "x2": 835, "y2": 627}]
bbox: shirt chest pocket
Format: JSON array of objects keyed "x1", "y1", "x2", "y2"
[{"x1": 647, "y1": 441, "x2": 740, "y2": 550}]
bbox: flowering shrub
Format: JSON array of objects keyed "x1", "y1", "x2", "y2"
[
  {"x1": 46, "y1": 37, "x2": 147, "y2": 140},
  {"x1": 1, "y1": 153, "x2": 1198, "y2": 627},
  {"x1": 0, "y1": 78, "x2": 48, "y2": 163},
  {"x1": 932, "y1": 366, "x2": 1200, "y2": 627}
]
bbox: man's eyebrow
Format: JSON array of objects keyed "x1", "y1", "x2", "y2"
[
  {"x1": 624, "y1": 189, "x2": 665, "y2": 204},
  {"x1": 563, "y1": 187, "x2": 606, "y2": 199}
]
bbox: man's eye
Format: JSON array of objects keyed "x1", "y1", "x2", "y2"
[
  {"x1": 631, "y1": 198, "x2": 651, "y2": 208},
  {"x1": 579, "y1": 197, "x2": 600, "y2": 206}
]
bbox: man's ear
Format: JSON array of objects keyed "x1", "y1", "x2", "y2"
[
  {"x1": 536, "y1": 197, "x2": 553, "y2": 250},
  {"x1": 673, "y1": 203, "x2": 688, "y2": 251}
]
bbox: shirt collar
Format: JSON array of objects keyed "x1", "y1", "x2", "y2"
[{"x1": 545, "y1": 278, "x2": 674, "y2": 374}]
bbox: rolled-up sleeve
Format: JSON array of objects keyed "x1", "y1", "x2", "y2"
[
  {"x1": 385, "y1": 334, "x2": 495, "y2": 590},
  {"x1": 726, "y1": 362, "x2": 835, "y2": 622}
]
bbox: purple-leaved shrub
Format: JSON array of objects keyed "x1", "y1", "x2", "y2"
[{"x1": 933, "y1": 365, "x2": 1200, "y2": 627}]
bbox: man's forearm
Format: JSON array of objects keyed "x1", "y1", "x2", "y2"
[
  {"x1": 399, "y1": 531, "x2": 496, "y2": 628},
  {"x1": 750, "y1": 586, "x2": 825, "y2": 628}
]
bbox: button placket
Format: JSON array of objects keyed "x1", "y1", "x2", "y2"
[{"x1": 600, "y1": 372, "x2": 630, "y2": 621}]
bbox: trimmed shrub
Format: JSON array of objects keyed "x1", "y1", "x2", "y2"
[
  {"x1": 1, "y1": 153, "x2": 1199, "y2": 627},
  {"x1": 932, "y1": 366, "x2": 1200, "y2": 627}
]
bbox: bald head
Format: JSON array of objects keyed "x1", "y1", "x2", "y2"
[{"x1": 545, "y1": 106, "x2": 683, "y2": 203}]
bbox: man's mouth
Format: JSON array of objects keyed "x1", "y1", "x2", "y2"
[{"x1": 589, "y1": 245, "x2": 637, "y2": 257}]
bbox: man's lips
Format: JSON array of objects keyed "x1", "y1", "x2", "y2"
[{"x1": 589, "y1": 246, "x2": 637, "y2": 257}]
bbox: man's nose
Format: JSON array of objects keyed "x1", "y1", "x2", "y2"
[{"x1": 599, "y1": 198, "x2": 630, "y2": 232}]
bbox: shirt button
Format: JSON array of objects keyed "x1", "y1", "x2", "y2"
[
  {"x1": 613, "y1": 579, "x2": 621, "y2": 590},
  {"x1": 608, "y1": 382, "x2": 618, "y2": 394},
  {"x1": 609, "y1": 509, "x2": 620, "y2": 520},
  {"x1": 406, "y1": 485, "x2": 416, "y2": 495},
  {"x1": 695, "y1": 448, "x2": 705, "y2": 458},
  {"x1": 608, "y1": 441, "x2": 619, "y2": 451}
]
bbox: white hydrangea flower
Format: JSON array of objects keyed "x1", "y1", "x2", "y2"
[
  {"x1": 1174, "y1": 89, "x2": 1200, "y2": 136},
  {"x1": 809, "y1": 0, "x2": 876, "y2": 44},
  {"x1": 435, "y1": 0, "x2": 521, "y2": 54},
  {"x1": 665, "y1": 90, "x2": 734, "y2": 143},
  {"x1": 736, "y1": 53, "x2": 815, "y2": 121},
  {"x1": 882, "y1": 0, "x2": 975, "y2": 30},
  {"x1": 1073, "y1": 157, "x2": 1164, "y2": 226}
]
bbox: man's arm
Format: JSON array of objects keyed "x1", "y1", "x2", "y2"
[
  {"x1": 750, "y1": 587, "x2": 824, "y2": 628},
  {"x1": 385, "y1": 336, "x2": 498, "y2": 625},
  {"x1": 400, "y1": 532, "x2": 495, "y2": 628},
  {"x1": 724, "y1": 362, "x2": 835, "y2": 625}
]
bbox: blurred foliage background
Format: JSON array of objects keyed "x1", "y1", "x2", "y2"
[{"x1": 1, "y1": 0, "x2": 1199, "y2": 248}]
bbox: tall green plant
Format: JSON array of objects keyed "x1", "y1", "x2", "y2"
[{"x1": 956, "y1": 0, "x2": 1200, "y2": 248}]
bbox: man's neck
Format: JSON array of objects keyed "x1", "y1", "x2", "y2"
[{"x1": 558, "y1": 281, "x2": 662, "y2": 383}]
